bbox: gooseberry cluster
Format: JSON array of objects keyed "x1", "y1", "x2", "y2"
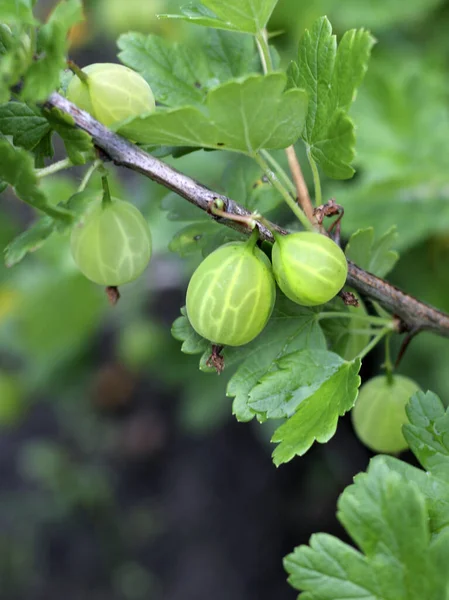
[{"x1": 186, "y1": 230, "x2": 348, "y2": 347}]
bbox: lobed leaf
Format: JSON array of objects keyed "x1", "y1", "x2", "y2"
[
  {"x1": 44, "y1": 108, "x2": 94, "y2": 165},
  {"x1": 4, "y1": 217, "x2": 54, "y2": 268},
  {"x1": 271, "y1": 357, "x2": 361, "y2": 465},
  {"x1": 0, "y1": 138, "x2": 73, "y2": 224},
  {"x1": 116, "y1": 73, "x2": 308, "y2": 154},
  {"x1": 118, "y1": 29, "x2": 257, "y2": 108},
  {"x1": 286, "y1": 456, "x2": 449, "y2": 599},
  {"x1": 0, "y1": 102, "x2": 51, "y2": 151},
  {"x1": 290, "y1": 17, "x2": 374, "y2": 179},
  {"x1": 21, "y1": 0, "x2": 84, "y2": 102},
  {"x1": 159, "y1": 0, "x2": 278, "y2": 35},
  {"x1": 404, "y1": 391, "x2": 449, "y2": 483},
  {"x1": 345, "y1": 226, "x2": 399, "y2": 278}
]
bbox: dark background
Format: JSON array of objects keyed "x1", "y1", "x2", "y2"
[{"x1": 1, "y1": 0, "x2": 449, "y2": 598}]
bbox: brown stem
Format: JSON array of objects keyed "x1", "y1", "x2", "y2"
[
  {"x1": 45, "y1": 92, "x2": 449, "y2": 339},
  {"x1": 285, "y1": 145, "x2": 315, "y2": 222}
]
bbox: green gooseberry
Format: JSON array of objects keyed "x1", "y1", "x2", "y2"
[
  {"x1": 272, "y1": 232, "x2": 348, "y2": 306},
  {"x1": 66, "y1": 63, "x2": 155, "y2": 127},
  {"x1": 70, "y1": 198, "x2": 152, "y2": 286},
  {"x1": 352, "y1": 374, "x2": 421, "y2": 454},
  {"x1": 186, "y1": 233, "x2": 276, "y2": 346}
]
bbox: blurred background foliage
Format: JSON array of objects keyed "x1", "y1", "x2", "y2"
[{"x1": 1, "y1": 0, "x2": 449, "y2": 598}]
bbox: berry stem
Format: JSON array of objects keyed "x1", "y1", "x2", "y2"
[
  {"x1": 306, "y1": 149, "x2": 322, "y2": 207},
  {"x1": 67, "y1": 59, "x2": 89, "y2": 84},
  {"x1": 356, "y1": 326, "x2": 392, "y2": 361},
  {"x1": 285, "y1": 145, "x2": 315, "y2": 222},
  {"x1": 101, "y1": 175, "x2": 113, "y2": 207},
  {"x1": 78, "y1": 159, "x2": 102, "y2": 192},
  {"x1": 255, "y1": 29, "x2": 273, "y2": 74},
  {"x1": 35, "y1": 158, "x2": 73, "y2": 178},
  {"x1": 245, "y1": 227, "x2": 260, "y2": 250},
  {"x1": 209, "y1": 201, "x2": 257, "y2": 229},
  {"x1": 260, "y1": 150, "x2": 296, "y2": 196},
  {"x1": 253, "y1": 152, "x2": 315, "y2": 232},
  {"x1": 383, "y1": 334, "x2": 395, "y2": 384},
  {"x1": 316, "y1": 311, "x2": 394, "y2": 327}
]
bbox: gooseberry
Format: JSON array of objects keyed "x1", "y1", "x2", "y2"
[
  {"x1": 70, "y1": 198, "x2": 152, "y2": 286},
  {"x1": 352, "y1": 374, "x2": 421, "y2": 454},
  {"x1": 272, "y1": 232, "x2": 348, "y2": 306},
  {"x1": 186, "y1": 234, "x2": 276, "y2": 346},
  {"x1": 66, "y1": 63, "x2": 155, "y2": 128}
]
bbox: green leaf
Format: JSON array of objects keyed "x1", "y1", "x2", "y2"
[
  {"x1": 171, "y1": 307, "x2": 210, "y2": 355},
  {"x1": 21, "y1": 0, "x2": 84, "y2": 102},
  {"x1": 4, "y1": 217, "x2": 54, "y2": 267},
  {"x1": 160, "y1": 0, "x2": 278, "y2": 34},
  {"x1": 0, "y1": 31, "x2": 32, "y2": 102},
  {"x1": 404, "y1": 391, "x2": 449, "y2": 483},
  {"x1": 118, "y1": 29, "x2": 257, "y2": 108},
  {"x1": 226, "y1": 296, "x2": 326, "y2": 422},
  {"x1": 345, "y1": 226, "x2": 399, "y2": 278},
  {"x1": 290, "y1": 17, "x2": 374, "y2": 179},
  {"x1": 44, "y1": 107, "x2": 94, "y2": 165},
  {"x1": 321, "y1": 295, "x2": 371, "y2": 361},
  {"x1": 381, "y1": 456, "x2": 449, "y2": 535},
  {"x1": 0, "y1": 138, "x2": 73, "y2": 223},
  {"x1": 0, "y1": 102, "x2": 51, "y2": 151},
  {"x1": 0, "y1": 0, "x2": 36, "y2": 25},
  {"x1": 249, "y1": 349, "x2": 346, "y2": 419},
  {"x1": 285, "y1": 456, "x2": 449, "y2": 599},
  {"x1": 117, "y1": 73, "x2": 308, "y2": 154},
  {"x1": 271, "y1": 357, "x2": 361, "y2": 465}
]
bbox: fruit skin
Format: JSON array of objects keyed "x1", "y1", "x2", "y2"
[
  {"x1": 66, "y1": 63, "x2": 155, "y2": 127},
  {"x1": 70, "y1": 198, "x2": 152, "y2": 286},
  {"x1": 272, "y1": 232, "x2": 348, "y2": 306},
  {"x1": 352, "y1": 374, "x2": 421, "y2": 454},
  {"x1": 186, "y1": 241, "x2": 276, "y2": 346}
]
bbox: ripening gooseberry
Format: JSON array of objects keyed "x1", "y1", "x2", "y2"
[
  {"x1": 66, "y1": 63, "x2": 155, "y2": 127},
  {"x1": 352, "y1": 374, "x2": 421, "y2": 454},
  {"x1": 70, "y1": 198, "x2": 152, "y2": 286},
  {"x1": 186, "y1": 234, "x2": 276, "y2": 346},
  {"x1": 272, "y1": 232, "x2": 348, "y2": 306}
]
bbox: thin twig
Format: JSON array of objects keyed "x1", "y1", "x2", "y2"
[
  {"x1": 285, "y1": 145, "x2": 315, "y2": 222},
  {"x1": 45, "y1": 91, "x2": 449, "y2": 339}
]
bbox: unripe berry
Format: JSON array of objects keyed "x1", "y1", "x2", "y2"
[
  {"x1": 352, "y1": 374, "x2": 421, "y2": 454},
  {"x1": 272, "y1": 232, "x2": 348, "y2": 306},
  {"x1": 70, "y1": 198, "x2": 152, "y2": 286},
  {"x1": 66, "y1": 63, "x2": 155, "y2": 127},
  {"x1": 186, "y1": 236, "x2": 276, "y2": 346}
]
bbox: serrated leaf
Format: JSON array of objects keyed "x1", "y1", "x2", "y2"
[
  {"x1": 171, "y1": 307, "x2": 210, "y2": 355},
  {"x1": 286, "y1": 456, "x2": 449, "y2": 599},
  {"x1": 291, "y1": 17, "x2": 374, "y2": 179},
  {"x1": 226, "y1": 296, "x2": 326, "y2": 422},
  {"x1": 21, "y1": 0, "x2": 84, "y2": 102},
  {"x1": 345, "y1": 226, "x2": 399, "y2": 278},
  {"x1": 381, "y1": 456, "x2": 449, "y2": 535},
  {"x1": 0, "y1": 0, "x2": 36, "y2": 25},
  {"x1": 404, "y1": 391, "x2": 449, "y2": 483},
  {"x1": 118, "y1": 29, "x2": 257, "y2": 108},
  {"x1": 222, "y1": 154, "x2": 282, "y2": 213},
  {"x1": 0, "y1": 102, "x2": 51, "y2": 151},
  {"x1": 160, "y1": 0, "x2": 278, "y2": 35},
  {"x1": 249, "y1": 349, "x2": 345, "y2": 419},
  {"x1": 45, "y1": 107, "x2": 94, "y2": 165},
  {"x1": 117, "y1": 73, "x2": 308, "y2": 154},
  {"x1": 33, "y1": 130, "x2": 54, "y2": 167},
  {"x1": 4, "y1": 217, "x2": 54, "y2": 267},
  {"x1": 0, "y1": 138, "x2": 74, "y2": 224},
  {"x1": 271, "y1": 357, "x2": 361, "y2": 464}
]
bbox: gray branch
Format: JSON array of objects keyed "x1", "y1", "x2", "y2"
[{"x1": 47, "y1": 92, "x2": 449, "y2": 339}]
